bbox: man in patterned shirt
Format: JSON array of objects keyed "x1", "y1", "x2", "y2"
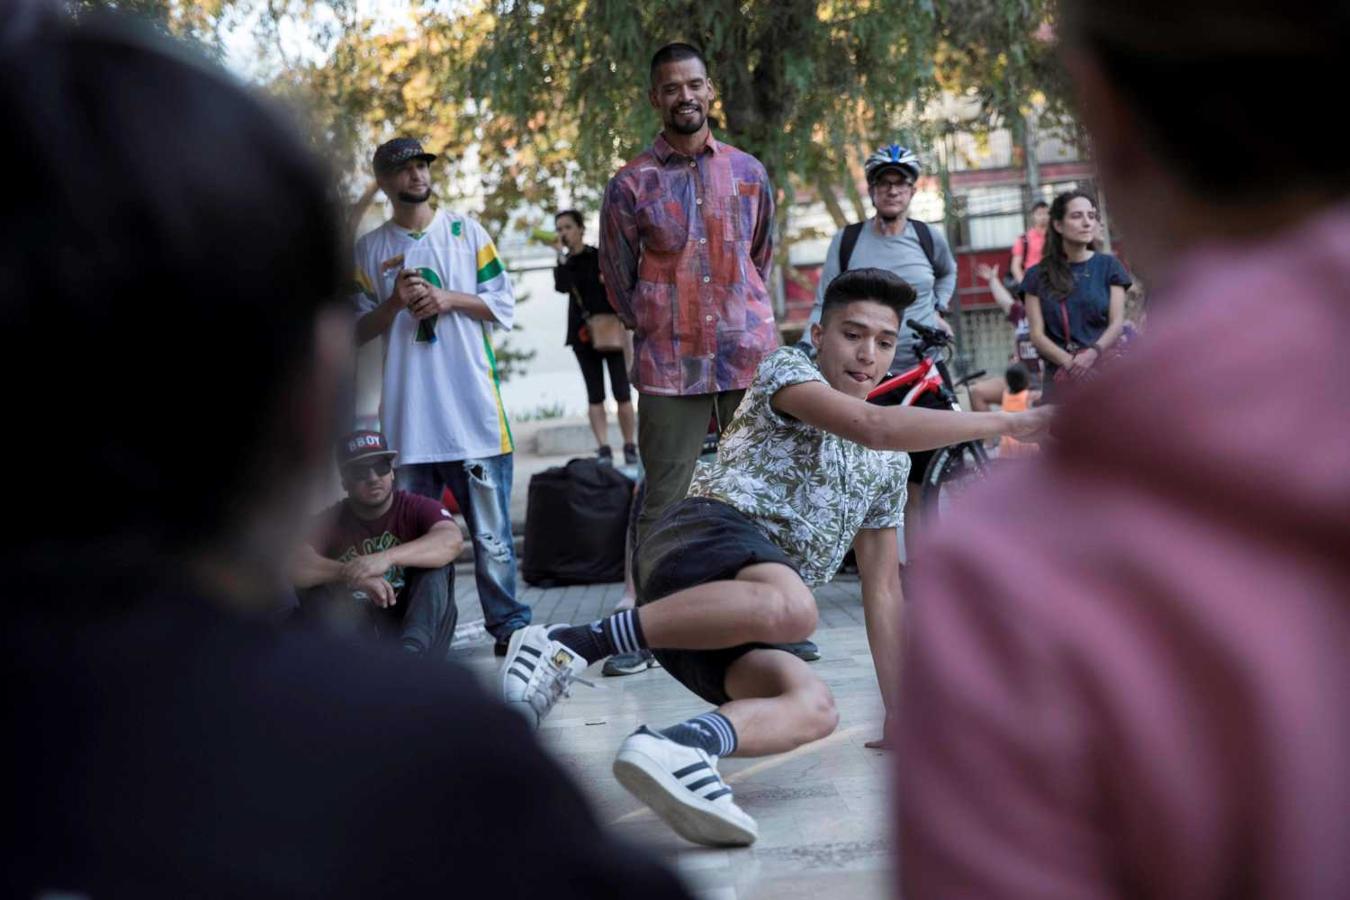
[
  {"x1": 599, "y1": 43, "x2": 778, "y2": 546},
  {"x1": 503, "y1": 269, "x2": 1049, "y2": 847},
  {"x1": 353, "y1": 138, "x2": 531, "y2": 656}
]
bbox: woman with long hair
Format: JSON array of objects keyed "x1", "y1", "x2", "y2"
[{"x1": 1022, "y1": 190, "x2": 1132, "y2": 398}]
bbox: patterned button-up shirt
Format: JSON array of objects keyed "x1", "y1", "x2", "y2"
[
  {"x1": 600, "y1": 133, "x2": 778, "y2": 396},
  {"x1": 688, "y1": 347, "x2": 909, "y2": 586}
]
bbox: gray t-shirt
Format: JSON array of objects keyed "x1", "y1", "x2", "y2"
[{"x1": 807, "y1": 219, "x2": 956, "y2": 368}]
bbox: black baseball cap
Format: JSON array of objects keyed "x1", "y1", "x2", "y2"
[
  {"x1": 336, "y1": 430, "x2": 399, "y2": 468},
  {"x1": 372, "y1": 138, "x2": 437, "y2": 175}
]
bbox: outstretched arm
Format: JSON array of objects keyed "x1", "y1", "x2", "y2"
[{"x1": 772, "y1": 380, "x2": 1051, "y2": 452}]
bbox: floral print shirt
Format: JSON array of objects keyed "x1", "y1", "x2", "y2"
[{"x1": 688, "y1": 346, "x2": 910, "y2": 585}]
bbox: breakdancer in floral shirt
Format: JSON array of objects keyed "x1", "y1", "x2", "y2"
[{"x1": 504, "y1": 268, "x2": 1049, "y2": 847}]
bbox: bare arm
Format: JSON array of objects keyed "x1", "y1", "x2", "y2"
[
  {"x1": 854, "y1": 526, "x2": 903, "y2": 732},
  {"x1": 356, "y1": 298, "x2": 402, "y2": 345},
  {"x1": 1065, "y1": 284, "x2": 1130, "y2": 376},
  {"x1": 340, "y1": 521, "x2": 463, "y2": 583},
  {"x1": 386, "y1": 521, "x2": 462, "y2": 569},
  {"x1": 1096, "y1": 284, "x2": 1128, "y2": 352},
  {"x1": 772, "y1": 380, "x2": 1050, "y2": 452},
  {"x1": 976, "y1": 263, "x2": 1016, "y2": 315},
  {"x1": 1010, "y1": 236, "x2": 1027, "y2": 282},
  {"x1": 356, "y1": 269, "x2": 420, "y2": 345}
]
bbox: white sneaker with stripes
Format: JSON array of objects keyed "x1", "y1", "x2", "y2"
[
  {"x1": 500, "y1": 625, "x2": 590, "y2": 728},
  {"x1": 612, "y1": 726, "x2": 758, "y2": 847}
]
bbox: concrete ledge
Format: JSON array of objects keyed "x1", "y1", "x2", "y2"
[{"x1": 524, "y1": 418, "x2": 628, "y2": 456}]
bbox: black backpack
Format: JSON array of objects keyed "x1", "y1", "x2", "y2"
[
  {"x1": 838, "y1": 219, "x2": 946, "y2": 277},
  {"x1": 522, "y1": 458, "x2": 634, "y2": 586}
]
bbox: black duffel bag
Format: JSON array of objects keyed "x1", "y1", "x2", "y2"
[{"x1": 522, "y1": 458, "x2": 634, "y2": 586}]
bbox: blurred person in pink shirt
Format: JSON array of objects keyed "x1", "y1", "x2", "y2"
[{"x1": 897, "y1": 1, "x2": 1350, "y2": 897}]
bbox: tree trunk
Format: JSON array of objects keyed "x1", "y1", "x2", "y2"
[
  {"x1": 843, "y1": 155, "x2": 868, "y2": 221},
  {"x1": 772, "y1": 184, "x2": 791, "y2": 319},
  {"x1": 815, "y1": 177, "x2": 850, "y2": 229}
]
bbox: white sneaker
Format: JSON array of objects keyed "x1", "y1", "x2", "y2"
[
  {"x1": 612, "y1": 726, "x2": 758, "y2": 847},
  {"x1": 500, "y1": 624, "x2": 591, "y2": 728}
]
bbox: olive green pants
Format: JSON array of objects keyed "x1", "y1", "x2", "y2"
[{"x1": 635, "y1": 389, "x2": 746, "y2": 545}]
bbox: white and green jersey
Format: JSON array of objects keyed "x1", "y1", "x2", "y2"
[{"x1": 354, "y1": 209, "x2": 515, "y2": 463}]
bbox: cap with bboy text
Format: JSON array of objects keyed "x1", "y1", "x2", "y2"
[
  {"x1": 337, "y1": 430, "x2": 399, "y2": 468},
  {"x1": 372, "y1": 138, "x2": 437, "y2": 175}
]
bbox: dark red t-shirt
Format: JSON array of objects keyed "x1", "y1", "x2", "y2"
[{"x1": 313, "y1": 490, "x2": 452, "y2": 590}]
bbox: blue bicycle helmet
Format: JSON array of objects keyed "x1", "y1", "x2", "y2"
[{"x1": 864, "y1": 144, "x2": 920, "y2": 184}]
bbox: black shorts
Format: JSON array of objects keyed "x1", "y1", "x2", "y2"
[
  {"x1": 634, "y1": 497, "x2": 800, "y2": 705},
  {"x1": 573, "y1": 342, "x2": 630, "y2": 405},
  {"x1": 902, "y1": 389, "x2": 951, "y2": 484}
]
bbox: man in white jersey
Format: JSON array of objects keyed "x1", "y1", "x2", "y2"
[{"x1": 353, "y1": 138, "x2": 530, "y2": 654}]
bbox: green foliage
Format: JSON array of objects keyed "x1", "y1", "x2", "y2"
[
  {"x1": 66, "y1": 0, "x2": 238, "y2": 56},
  {"x1": 63, "y1": 0, "x2": 1071, "y2": 373},
  {"x1": 472, "y1": 0, "x2": 946, "y2": 206},
  {"x1": 71, "y1": 1, "x2": 1070, "y2": 231},
  {"x1": 931, "y1": 0, "x2": 1073, "y2": 137},
  {"x1": 513, "y1": 401, "x2": 568, "y2": 422}
]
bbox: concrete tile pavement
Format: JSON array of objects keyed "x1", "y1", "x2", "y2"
[{"x1": 448, "y1": 568, "x2": 895, "y2": 900}]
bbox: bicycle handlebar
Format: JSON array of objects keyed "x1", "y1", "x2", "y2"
[{"x1": 906, "y1": 318, "x2": 951, "y2": 349}]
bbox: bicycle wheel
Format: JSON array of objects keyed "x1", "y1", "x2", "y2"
[{"x1": 919, "y1": 441, "x2": 991, "y2": 524}]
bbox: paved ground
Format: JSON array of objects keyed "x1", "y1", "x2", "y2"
[{"x1": 448, "y1": 570, "x2": 895, "y2": 900}]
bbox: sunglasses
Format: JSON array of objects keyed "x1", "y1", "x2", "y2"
[{"x1": 343, "y1": 458, "x2": 393, "y2": 481}]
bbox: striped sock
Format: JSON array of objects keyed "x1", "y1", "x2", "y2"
[
  {"x1": 661, "y1": 712, "x2": 738, "y2": 758},
  {"x1": 549, "y1": 609, "x2": 646, "y2": 665},
  {"x1": 601, "y1": 608, "x2": 646, "y2": 656}
]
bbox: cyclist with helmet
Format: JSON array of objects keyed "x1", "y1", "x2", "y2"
[{"x1": 806, "y1": 144, "x2": 957, "y2": 559}]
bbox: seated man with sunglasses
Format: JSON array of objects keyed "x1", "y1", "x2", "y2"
[{"x1": 292, "y1": 431, "x2": 463, "y2": 658}]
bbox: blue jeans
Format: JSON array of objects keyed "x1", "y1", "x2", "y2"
[{"x1": 399, "y1": 454, "x2": 530, "y2": 640}]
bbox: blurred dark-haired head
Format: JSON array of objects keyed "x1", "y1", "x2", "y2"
[
  {"x1": 0, "y1": 11, "x2": 346, "y2": 601},
  {"x1": 1058, "y1": 0, "x2": 1349, "y2": 271}
]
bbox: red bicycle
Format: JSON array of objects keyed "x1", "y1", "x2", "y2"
[{"x1": 867, "y1": 319, "x2": 992, "y2": 517}]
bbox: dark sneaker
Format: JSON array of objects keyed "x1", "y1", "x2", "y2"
[
  {"x1": 597, "y1": 445, "x2": 614, "y2": 466},
  {"x1": 602, "y1": 649, "x2": 660, "y2": 677},
  {"x1": 623, "y1": 443, "x2": 639, "y2": 466},
  {"x1": 782, "y1": 640, "x2": 820, "y2": 662}
]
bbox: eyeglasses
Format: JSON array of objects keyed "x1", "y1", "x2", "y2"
[
  {"x1": 873, "y1": 180, "x2": 914, "y2": 194},
  {"x1": 343, "y1": 459, "x2": 393, "y2": 481}
]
